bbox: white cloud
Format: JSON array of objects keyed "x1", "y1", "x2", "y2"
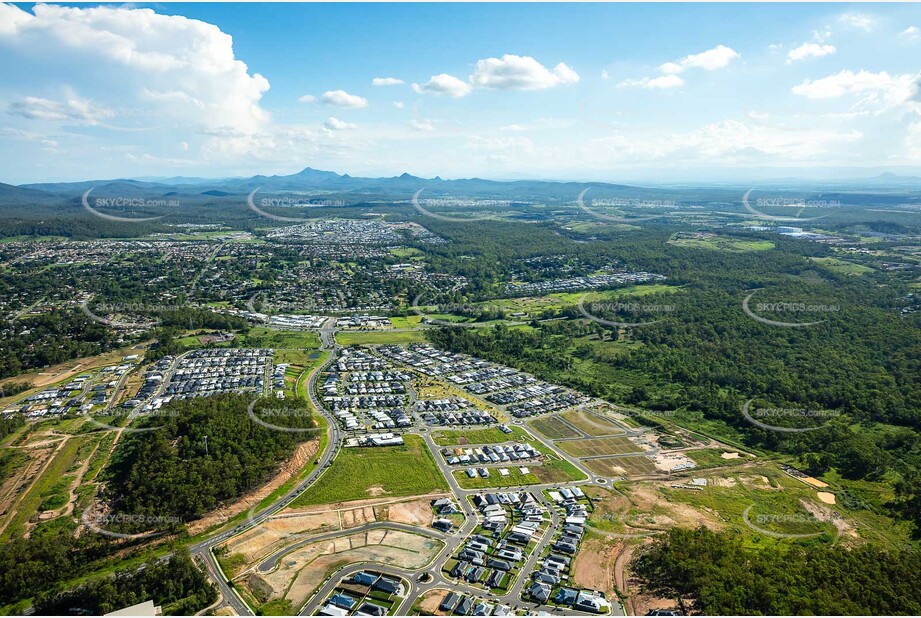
[
  {"x1": 409, "y1": 119, "x2": 434, "y2": 131},
  {"x1": 902, "y1": 26, "x2": 920, "y2": 39},
  {"x1": 786, "y1": 42, "x2": 837, "y2": 63},
  {"x1": 499, "y1": 124, "x2": 526, "y2": 132},
  {"x1": 618, "y1": 75, "x2": 684, "y2": 90},
  {"x1": 298, "y1": 94, "x2": 316, "y2": 103},
  {"x1": 372, "y1": 77, "x2": 403, "y2": 86},
  {"x1": 320, "y1": 90, "x2": 368, "y2": 108},
  {"x1": 659, "y1": 45, "x2": 740, "y2": 74},
  {"x1": 393, "y1": 101, "x2": 404, "y2": 109},
  {"x1": 468, "y1": 54, "x2": 579, "y2": 91},
  {"x1": 8, "y1": 95, "x2": 112, "y2": 123},
  {"x1": 908, "y1": 121, "x2": 921, "y2": 158},
  {"x1": 324, "y1": 117, "x2": 356, "y2": 131},
  {"x1": 589, "y1": 119, "x2": 862, "y2": 163},
  {"x1": 792, "y1": 70, "x2": 919, "y2": 109},
  {"x1": 412, "y1": 73, "x2": 472, "y2": 98},
  {"x1": 0, "y1": 3, "x2": 269, "y2": 136},
  {"x1": 839, "y1": 13, "x2": 876, "y2": 31},
  {"x1": 601, "y1": 69, "x2": 610, "y2": 80}
]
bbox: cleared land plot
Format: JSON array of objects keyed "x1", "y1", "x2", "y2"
[
  {"x1": 529, "y1": 415, "x2": 581, "y2": 440},
  {"x1": 335, "y1": 330, "x2": 427, "y2": 345},
  {"x1": 291, "y1": 435, "x2": 447, "y2": 506},
  {"x1": 687, "y1": 449, "x2": 753, "y2": 470},
  {"x1": 249, "y1": 529, "x2": 441, "y2": 609},
  {"x1": 561, "y1": 410, "x2": 626, "y2": 436},
  {"x1": 668, "y1": 236, "x2": 774, "y2": 252},
  {"x1": 809, "y1": 256, "x2": 874, "y2": 276},
  {"x1": 241, "y1": 328, "x2": 320, "y2": 349},
  {"x1": 558, "y1": 437, "x2": 642, "y2": 458},
  {"x1": 430, "y1": 425, "x2": 530, "y2": 446},
  {"x1": 584, "y1": 455, "x2": 657, "y2": 477}
]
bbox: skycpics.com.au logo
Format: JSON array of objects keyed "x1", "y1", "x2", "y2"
[
  {"x1": 583, "y1": 511, "x2": 666, "y2": 539},
  {"x1": 82, "y1": 188, "x2": 169, "y2": 223},
  {"x1": 741, "y1": 189, "x2": 834, "y2": 222},
  {"x1": 247, "y1": 399, "x2": 323, "y2": 434},
  {"x1": 576, "y1": 188, "x2": 672, "y2": 224},
  {"x1": 577, "y1": 294, "x2": 675, "y2": 328},
  {"x1": 742, "y1": 289, "x2": 839, "y2": 328},
  {"x1": 82, "y1": 510, "x2": 181, "y2": 540},
  {"x1": 80, "y1": 297, "x2": 189, "y2": 329},
  {"x1": 247, "y1": 188, "x2": 346, "y2": 221},
  {"x1": 741, "y1": 504, "x2": 840, "y2": 540},
  {"x1": 741, "y1": 399, "x2": 839, "y2": 433},
  {"x1": 412, "y1": 189, "x2": 495, "y2": 222},
  {"x1": 82, "y1": 406, "x2": 179, "y2": 434},
  {"x1": 411, "y1": 294, "x2": 501, "y2": 328}
]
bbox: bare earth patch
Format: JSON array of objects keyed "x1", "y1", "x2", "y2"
[
  {"x1": 248, "y1": 529, "x2": 442, "y2": 608},
  {"x1": 816, "y1": 491, "x2": 836, "y2": 505},
  {"x1": 187, "y1": 439, "x2": 319, "y2": 536},
  {"x1": 572, "y1": 535, "x2": 620, "y2": 595},
  {"x1": 384, "y1": 498, "x2": 436, "y2": 526}
]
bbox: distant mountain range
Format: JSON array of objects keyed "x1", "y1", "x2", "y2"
[
  {"x1": 9, "y1": 167, "x2": 650, "y2": 203},
  {"x1": 3, "y1": 166, "x2": 920, "y2": 209}
]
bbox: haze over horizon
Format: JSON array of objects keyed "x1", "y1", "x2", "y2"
[{"x1": 2, "y1": 2, "x2": 921, "y2": 185}]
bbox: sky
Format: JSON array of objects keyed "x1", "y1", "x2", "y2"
[{"x1": 1, "y1": 2, "x2": 920, "y2": 184}]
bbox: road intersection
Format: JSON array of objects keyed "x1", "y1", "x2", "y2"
[{"x1": 184, "y1": 328, "x2": 627, "y2": 616}]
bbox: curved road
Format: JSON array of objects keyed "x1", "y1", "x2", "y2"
[{"x1": 189, "y1": 325, "x2": 341, "y2": 615}]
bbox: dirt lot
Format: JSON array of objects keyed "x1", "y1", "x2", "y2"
[
  {"x1": 381, "y1": 498, "x2": 437, "y2": 526},
  {"x1": 249, "y1": 528, "x2": 443, "y2": 608},
  {"x1": 416, "y1": 588, "x2": 450, "y2": 616},
  {"x1": 585, "y1": 455, "x2": 657, "y2": 476},
  {"x1": 226, "y1": 495, "x2": 447, "y2": 564},
  {"x1": 572, "y1": 535, "x2": 621, "y2": 595}
]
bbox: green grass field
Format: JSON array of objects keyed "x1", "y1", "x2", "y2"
[
  {"x1": 388, "y1": 315, "x2": 424, "y2": 329},
  {"x1": 431, "y1": 425, "x2": 530, "y2": 446},
  {"x1": 241, "y1": 327, "x2": 320, "y2": 349},
  {"x1": 529, "y1": 416, "x2": 581, "y2": 439},
  {"x1": 335, "y1": 330, "x2": 427, "y2": 345},
  {"x1": 686, "y1": 448, "x2": 754, "y2": 469},
  {"x1": 557, "y1": 436, "x2": 643, "y2": 458},
  {"x1": 291, "y1": 434, "x2": 447, "y2": 506},
  {"x1": 560, "y1": 410, "x2": 626, "y2": 436},
  {"x1": 668, "y1": 235, "x2": 775, "y2": 252},
  {"x1": 809, "y1": 257, "x2": 874, "y2": 275}
]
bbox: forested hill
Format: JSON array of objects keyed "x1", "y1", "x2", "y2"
[
  {"x1": 634, "y1": 527, "x2": 921, "y2": 615},
  {"x1": 103, "y1": 394, "x2": 316, "y2": 526}
]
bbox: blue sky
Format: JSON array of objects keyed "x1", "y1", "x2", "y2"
[{"x1": 1, "y1": 2, "x2": 920, "y2": 184}]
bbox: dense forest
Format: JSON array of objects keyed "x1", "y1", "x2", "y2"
[
  {"x1": 0, "y1": 310, "x2": 118, "y2": 379},
  {"x1": 0, "y1": 519, "x2": 121, "y2": 610},
  {"x1": 634, "y1": 527, "x2": 921, "y2": 615},
  {"x1": 103, "y1": 394, "x2": 315, "y2": 525},
  {"x1": 33, "y1": 550, "x2": 215, "y2": 616}
]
